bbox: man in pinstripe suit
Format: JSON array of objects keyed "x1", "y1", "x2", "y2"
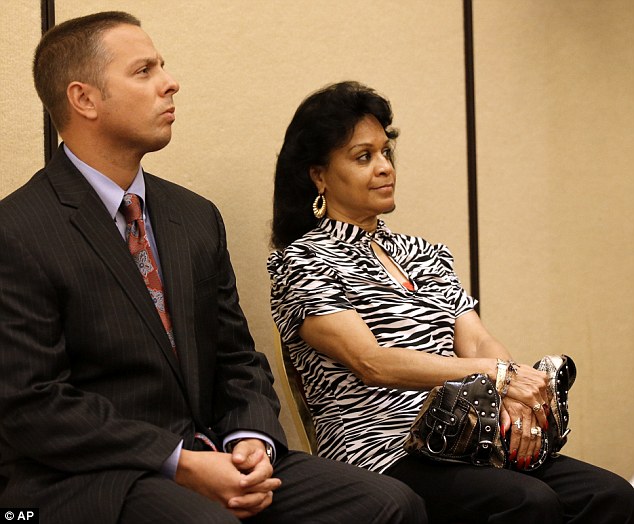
[{"x1": 0, "y1": 11, "x2": 426, "y2": 524}]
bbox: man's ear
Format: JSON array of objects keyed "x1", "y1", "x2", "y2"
[
  {"x1": 66, "y1": 81, "x2": 99, "y2": 122},
  {"x1": 309, "y1": 166, "x2": 325, "y2": 193}
]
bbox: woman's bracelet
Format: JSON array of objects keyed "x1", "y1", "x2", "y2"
[
  {"x1": 497, "y1": 359, "x2": 519, "y2": 398},
  {"x1": 495, "y1": 359, "x2": 508, "y2": 394}
]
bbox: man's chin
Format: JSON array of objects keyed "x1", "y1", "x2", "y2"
[{"x1": 146, "y1": 135, "x2": 172, "y2": 153}]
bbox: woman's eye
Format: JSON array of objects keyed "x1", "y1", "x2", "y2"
[{"x1": 357, "y1": 153, "x2": 370, "y2": 161}]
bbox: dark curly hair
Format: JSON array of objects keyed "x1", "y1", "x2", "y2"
[{"x1": 271, "y1": 81, "x2": 398, "y2": 249}]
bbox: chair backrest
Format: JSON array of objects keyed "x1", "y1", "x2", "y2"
[{"x1": 273, "y1": 330, "x2": 318, "y2": 454}]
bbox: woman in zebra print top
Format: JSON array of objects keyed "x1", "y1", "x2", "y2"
[{"x1": 268, "y1": 81, "x2": 634, "y2": 523}]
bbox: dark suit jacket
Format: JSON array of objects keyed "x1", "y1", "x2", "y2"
[{"x1": 0, "y1": 146, "x2": 287, "y2": 522}]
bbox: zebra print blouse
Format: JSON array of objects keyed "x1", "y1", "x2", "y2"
[{"x1": 268, "y1": 218, "x2": 476, "y2": 472}]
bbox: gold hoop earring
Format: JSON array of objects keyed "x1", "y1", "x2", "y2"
[{"x1": 312, "y1": 193, "x2": 327, "y2": 219}]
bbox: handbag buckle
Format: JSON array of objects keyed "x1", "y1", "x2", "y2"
[{"x1": 426, "y1": 432, "x2": 448, "y2": 455}]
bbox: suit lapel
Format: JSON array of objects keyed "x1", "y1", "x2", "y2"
[
  {"x1": 47, "y1": 147, "x2": 184, "y2": 383},
  {"x1": 145, "y1": 176, "x2": 202, "y2": 418}
]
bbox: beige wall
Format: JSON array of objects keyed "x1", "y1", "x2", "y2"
[
  {"x1": 52, "y1": 0, "x2": 470, "y2": 453},
  {"x1": 0, "y1": 2, "x2": 43, "y2": 194},
  {"x1": 474, "y1": 0, "x2": 634, "y2": 478},
  {"x1": 1, "y1": 1, "x2": 631, "y2": 479}
]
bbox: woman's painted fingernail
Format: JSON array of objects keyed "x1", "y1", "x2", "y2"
[
  {"x1": 500, "y1": 425, "x2": 506, "y2": 439},
  {"x1": 534, "y1": 450, "x2": 540, "y2": 461},
  {"x1": 517, "y1": 457, "x2": 525, "y2": 469},
  {"x1": 510, "y1": 449, "x2": 518, "y2": 461}
]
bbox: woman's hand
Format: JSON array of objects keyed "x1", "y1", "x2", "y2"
[
  {"x1": 503, "y1": 364, "x2": 550, "y2": 428},
  {"x1": 453, "y1": 311, "x2": 552, "y2": 469},
  {"x1": 500, "y1": 365, "x2": 550, "y2": 469},
  {"x1": 501, "y1": 399, "x2": 543, "y2": 469}
]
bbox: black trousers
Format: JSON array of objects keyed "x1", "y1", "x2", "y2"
[
  {"x1": 119, "y1": 451, "x2": 427, "y2": 524},
  {"x1": 384, "y1": 453, "x2": 634, "y2": 524}
]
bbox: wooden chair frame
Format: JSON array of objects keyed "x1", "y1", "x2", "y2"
[{"x1": 273, "y1": 331, "x2": 318, "y2": 454}]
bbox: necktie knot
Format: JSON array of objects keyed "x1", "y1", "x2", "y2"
[{"x1": 121, "y1": 193, "x2": 142, "y2": 223}]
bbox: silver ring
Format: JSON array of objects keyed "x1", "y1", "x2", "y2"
[
  {"x1": 530, "y1": 426, "x2": 542, "y2": 438},
  {"x1": 532, "y1": 403, "x2": 542, "y2": 413},
  {"x1": 513, "y1": 418, "x2": 522, "y2": 430}
]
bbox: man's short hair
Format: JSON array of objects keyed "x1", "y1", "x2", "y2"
[{"x1": 33, "y1": 11, "x2": 141, "y2": 132}]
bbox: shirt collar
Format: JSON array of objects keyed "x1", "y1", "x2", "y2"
[
  {"x1": 317, "y1": 217, "x2": 393, "y2": 244},
  {"x1": 64, "y1": 143, "x2": 146, "y2": 218}
]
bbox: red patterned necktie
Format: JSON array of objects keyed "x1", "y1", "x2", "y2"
[{"x1": 121, "y1": 193, "x2": 176, "y2": 353}]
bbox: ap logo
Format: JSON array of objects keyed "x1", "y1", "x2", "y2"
[{"x1": 3, "y1": 511, "x2": 36, "y2": 521}]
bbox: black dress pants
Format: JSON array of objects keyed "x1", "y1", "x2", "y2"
[
  {"x1": 384, "y1": 453, "x2": 634, "y2": 524},
  {"x1": 119, "y1": 451, "x2": 427, "y2": 524}
]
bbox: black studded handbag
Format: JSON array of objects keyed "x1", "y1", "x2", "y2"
[{"x1": 403, "y1": 354, "x2": 576, "y2": 471}]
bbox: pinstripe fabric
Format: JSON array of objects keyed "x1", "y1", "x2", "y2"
[
  {"x1": 0, "y1": 146, "x2": 286, "y2": 522},
  {"x1": 116, "y1": 452, "x2": 428, "y2": 524}
]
